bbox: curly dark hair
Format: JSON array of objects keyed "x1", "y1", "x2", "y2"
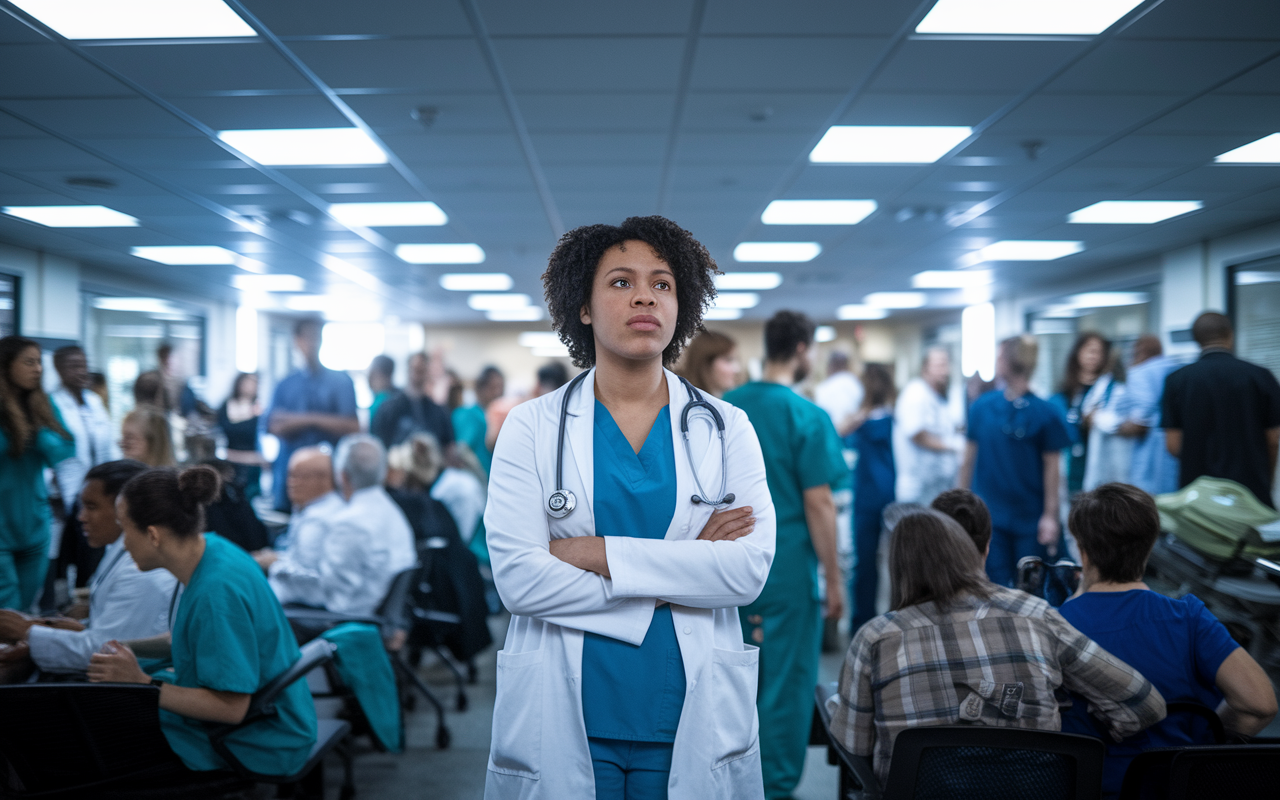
[{"x1": 542, "y1": 216, "x2": 719, "y2": 368}]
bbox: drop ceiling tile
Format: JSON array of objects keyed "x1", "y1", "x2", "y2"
[
  {"x1": 78, "y1": 136, "x2": 241, "y2": 168},
  {"x1": 0, "y1": 137, "x2": 118, "y2": 170},
  {"x1": 872, "y1": 40, "x2": 1088, "y2": 94},
  {"x1": 1048, "y1": 40, "x2": 1280, "y2": 94},
  {"x1": 987, "y1": 93, "x2": 1173, "y2": 135},
  {"x1": 840, "y1": 92, "x2": 1011, "y2": 127},
  {"x1": 682, "y1": 91, "x2": 844, "y2": 132},
  {"x1": 675, "y1": 130, "x2": 815, "y2": 162},
  {"x1": 480, "y1": 0, "x2": 694, "y2": 35},
  {"x1": 702, "y1": 0, "x2": 910, "y2": 36},
  {"x1": 496, "y1": 37, "x2": 685, "y2": 92},
  {"x1": 532, "y1": 132, "x2": 666, "y2": 162},
  {"x1": 0, "y1": 44, "x2": 132, "y2": 98},
  {"x1": 89, "y1": 42, "x2": 312, "y2": 95},
  {"x1": 1088, "y1": 133, "x2": 1262, "y2": 167},
  {"x1": 288, "y1": 39, "x2": 496, "y2": 92},
  {"x1": 1217, "y1": 57, "x2": 1280, "y2": 95},
  {"x1": 543, "y1": 164, "x2": 660, "y2": 194},
  {"x1": 2, "y1": 97, "x2": 197, "y2": 137},
  {"x1": 691, "y1": 37, "x2": 881, "y2": 91},
  {"x1": 1142, "y1": 93, "x2": 1280, "y2": 135},
  {"x1": 240, "y1": 0, "x2": 473, "y2": 37},
  {"x1": 1121, "y1": 0, "x2": 1280, "y2": 42},
  {"x1": 520, "y1": 92, "x2": 676, "y2": 133},
  {"x1": 381, "y1": 131, "x2": 527, "y2": 166},
  {"x1": 345, "y1": 92, "x2": 509, "y2": 133}
]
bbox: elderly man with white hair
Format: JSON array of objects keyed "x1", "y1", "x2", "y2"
[{"x1": 318, "y1": 434, "x2": 417, "y2": 616}]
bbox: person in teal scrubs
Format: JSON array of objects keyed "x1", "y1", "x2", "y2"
[
  {"x1": 452, "y1": 365, "x2": 504, "y2": 476},
  {"x1": 724, "y1": 311, "x2": 848, "y2": 800},
  {"x1": 87, "y1": 465, "x2": 317, "y2": 776},
  {"x1": 0, "y1": 336, "x2": 76, "y2": 611}
]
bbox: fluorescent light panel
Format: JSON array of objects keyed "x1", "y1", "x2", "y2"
[
  {"x1": 733, "y1": 242, "x2": 821, "y2": 262},
  {"x1": 715, "y1": 272, "x2": 782, "y2": 290},
  {"x1": 217, "y1": 128, "x2": 387, "y2": 166},
  {"x1": 10, "y1": 0, "x2": 255, "y2": 39},
  {"x1": 440, "y1": 273, "x2": 513, "y2": 292},
  {"x1": 704, "y1": 308, "x2": 744, "y2": 321},
  {"x1": 396, "y1": 243, "x2": 485, "y2": 264},
  {"x1": 92, "y1": 297, "x2": 180, "y2": 313},
  {"x1": 467, "y1": 293, "x2": 530, "y2": 311},
  {"x1": 977, "y1": 240, "x2": 1083, "y2": 261},
  {"x1": 916, "y1": 0, "x2": 1145, "y2": 36},
  {"x1": 837, "y1": 304, "x2": 889, "y2": 320},
  {"x1": 810, "y1": 126, "x2": 972, "y2": 164},
  {"x1": 865, "y1": 291, "x2": 927, "y2": 309},
  {"x1": 517, "y1": 332, "x2": 563, "y2": 349},
  {"x1": 328, "y1": 202, "x2": 447, "y2": 227},
  {"x1": 131, "y1": 245, "x2": 237, "y2": 265},
  {"x1": 486, "y1": 307, "x2": 545, "y2": 322},
  {"x1": 712, "y1": 293, "x2": 761, "y2": 310},
  {"x1": 961, "y1": 303, "x2": 995, "y2": 382},
  {"x1": 1215, "y1": 133, "x2": 1280, "y2": 164},
  {"x1": 1063, "y1": 291, "x2": 1150, "y2": 308},
  {"x1": 913, "y1": 270, "x2": 993, "y2": 289},
  {"x1": 1068, "y1": 200, "x2": 1202, "y2": 224},
  {"x1": 761, "y1": 200, "x2": 878, "y2": 225},
  {"x1": 231, "y1": 274, "x2": 305, "y2": 293},
  {"x1": 3, "y1": 205, "x2": 137, "y2": 227},
  {"x1": 815, "y1": 325, "x2": 837, "y2": 343}
]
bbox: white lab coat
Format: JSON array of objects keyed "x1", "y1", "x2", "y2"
[
  {"x1": 268, "y1": 491, "x2": 346, "y2": 607},
  {"x1": 49, "y1": 386, "x2": 119, "y2": 503},
  {"x1": 26, "y1": 538, "x2": 176, "y2": 673},
  {"x1": 484, "y1": 368, "x2": 776, "y2": 800}
]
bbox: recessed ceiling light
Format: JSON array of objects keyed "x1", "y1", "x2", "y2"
[
  {"x1": 1237, "y1": 271, "x2": 1280, "y2": 285},
  {"x1": 396, "y1": 243, "x2": 485, "y2": 264},
  {"x1": 712, "y1": 293, "x2": 761, "y2": 310},
  {"x1": 328, "y1": 202, "x2": 447, "y2": 227},
  {"x1": 92, "y1": 297, "x2": 181, "y2": 313},
  {"x1": 714, "y1": 272, "x2": 783, "y2": 290},
  {"x1": 440, "y1": 273, "x2": 513, "y2": 292},
  {"x1": 976, "y1": 240, "x2": 1083, "y2": 261},
  {"x1": 10, "y1": 0, "x2": 255, "y2": 39},
  {"x1": 231, "y1": 274, "x2": 305, "y2": 293},
  {"x1": 704, "y1": 308, "x2": 744, "y2": 321},
  {"x1": 517, "y1": 332, "x2": 563, "y2": 349},
  {"x1": 467, "y1": 293, "x2": 530, "y2": 311},
  {"x1": 761, "y1": 200, "x2": 878, "y2": 225},
  {"x1": 1214, "y1": 133, "x2": 1280, "y2": 164},
  {"x1": 809, "y1": 126, "x2": 972, "y2": 164},
  {"x1": 217, "y1": 128, "x2": 387, "y2": 167},
  {"x1": 912, "y1": 270, "x2": 994, "y2": 288},
  {"x1": 1062, "y1": 291, "x2": 1150, "y2": 308},
  {"x1": 916, "y1": 0, "x2": 1145, "y2": 36},
  {"x1": 837, "y1": 304, "x2": 889, "y2": 320},
  {"x1": 131, "y1": 245, "x2": 238, "y2": 265},
  {"x1": 865, "y1": 291, "x2": 928, "y2": 309},
  {"x1": 487, "y1": 307, "x2": 545, "y2": 322},
  {"x1": 531, "y1": 346, "x2": 570, "y2": 358},
  {"x1": 3, "y1": 205, "x2": 137, "y2": 227},
  {"x1": 733, "y1": 242, "x2": 821, "y2": 262},
  {"x1": 1068, "y1": 201, "x2": 1203, "y2": 224},
  {"x1": 815, "y1": 325, "x2": 837, "y2": 343}
]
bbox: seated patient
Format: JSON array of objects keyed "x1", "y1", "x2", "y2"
[
  {"x1": 254, "y1": 446, "x2": 345, "y2": 607},
  {"x1": 931, "y1": 488, "x2": 992, "y2": 558},
  {"x1": 829, "y1": 509, "x2": 1165, "y2": 789},
  {"x1": 1059, "y1": 482, "x2": 1278, "y2": 796},
  {"x1": 0, "y1": 460, "x2": 176, "y2": 674},
  {"x1": 87, "y1": 466, "x2": 317, "y2": 777}
]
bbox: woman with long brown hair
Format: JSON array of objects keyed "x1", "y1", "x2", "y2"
[
  {"x1": 675, "y1": 329, "x2": 741, "y2": 397},
  {"x1": 847, "y1": 363, "x2": 897, "y2": 632},
  {"x1": 0, "y1": 336, "x2": 75, "y2": 610},
  {"x1": 1052, "y1": 332, "x2": 1110, "y2": 497}
]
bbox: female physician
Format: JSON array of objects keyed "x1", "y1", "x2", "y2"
[
  {"x1": 86, "y1": 465, "x2": 317, "y2": 777},
  {"x1": 484, "y1": 216, "x2": 776, "y2": 800}
]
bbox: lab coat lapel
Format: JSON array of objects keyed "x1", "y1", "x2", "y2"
[
  {"x1": 667, "y1": 369, "x2": 700, "y2": 540},
  {"x1": 564, "y1": 368, "x2": 595, "y2": 523}
]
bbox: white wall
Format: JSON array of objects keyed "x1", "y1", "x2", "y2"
[{"x1": 0, "y1": 243, "x2": 81, "y2": 340}]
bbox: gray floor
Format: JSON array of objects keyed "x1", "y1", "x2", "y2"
[{"x1": 322, "y1": 616, "x2": 846, "y2": 800}]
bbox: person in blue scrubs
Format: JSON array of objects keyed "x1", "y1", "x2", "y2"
[
  {"x1": 87, "y1": 465, "x2": 317, "y2": 776},
  {"x1": 847, "y1": 363, "x2": 896, "y2": 633},
  {"x1": 262, "y1": 318, "x2": 359, "y2": 513},
  {"x1": 958, "y1": 335, "x2": 1072, "y2": 586}
]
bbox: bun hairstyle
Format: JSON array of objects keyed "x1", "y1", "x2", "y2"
[{"x1": 120, "y1": 465, "x2": 222, "y2": 538}]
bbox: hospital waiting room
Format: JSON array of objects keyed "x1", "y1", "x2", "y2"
[{"x1": 4, "y1": 0, "x2": 1280, "y2": 798}]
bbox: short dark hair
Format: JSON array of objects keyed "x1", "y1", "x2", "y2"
[
  {"x1": 477, "y1": 365, "x2": 503, "y2": 390},
  {"x1": 764, "y1": 310, "x2": 815, "y2": 362},
  {"x1": 121, "y1": 466, "x2": 221, "y2": 538},
  {"x1": 53, "y1": 345, "x2": 84, "y2": 371},
  {"x1": 84, "y1": 459, "x2": 148, "y2": 498},
  {"x1": 369, "y1": 354, "x2": 394, "y2": 379},
  {"x1": 932, "y1": 489, "x2": 993, "y2": 554},
  {"x1": 294, "y1": 317, "x2": 323, "y2": 338},
  {"x1": 1068, "y1": 482, "x2": 1160, "y2": 583},
  {"x1": 890, "y1": 510, "x2": 993, "y2": 611},
  {"x1": 542, "y1": 215, "x2": 719, "y2": 368},
  {"x1": 1192, "y1": 312, "x2": 1232, "y2": 347},
  {"x1": 537, "y1": 362, "x2": 569, "y2": 391}
]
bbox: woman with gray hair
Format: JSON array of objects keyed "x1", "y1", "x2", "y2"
[
  {"x1": 388, "y1": 432, "x2": 486, "y2": 545},
  {"x1": 828, "y1": 509, "x2": 1166, "y2": 791}
]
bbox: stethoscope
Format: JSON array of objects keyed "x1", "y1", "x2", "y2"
[{"x1": 546, "y1": 371, "x2": 735, "y2": 519}]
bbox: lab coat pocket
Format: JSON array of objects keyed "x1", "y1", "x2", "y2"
[
  {"x1": 489, "y1": 648, "x2": 543, "y2": 779},
  {"x1": 709, "y1": 645, "x2": 760, "y2": 769}
]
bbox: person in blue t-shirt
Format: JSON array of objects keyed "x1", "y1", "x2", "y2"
[
  {"x1": 959, "y1": 335, "x2": 1072, "y2": 586},
  {"x1": 1059, "y1": 483, "x2": 1277, "y2": 797},
  {"x1": 262, "y1": 318, "x2": 359, "y2": 513}
]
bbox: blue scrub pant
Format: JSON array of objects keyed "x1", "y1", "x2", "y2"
[
  {"x1": 0, "y1": 543, "x2": 48, "y2": 611},
  {"x1": 986, "y1": 525, "x2": 1045, "y2": 587},
  {"x1": 850, "y1": 505, "x2": 887, "y2": 632},
  {"x1": 588, "y1": 737, "x2": 673, "y2": 800}
]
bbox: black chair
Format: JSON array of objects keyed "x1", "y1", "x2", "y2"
[
  {"x1": 0, "y1": 639, "x2": 351, "y2": 800},
  {"x1": 1118, "y1": 743, "x2": 1280, "y2": 799},
  {"x1": 813, "y1": 682, "x2": 1107, "y2": 800}
]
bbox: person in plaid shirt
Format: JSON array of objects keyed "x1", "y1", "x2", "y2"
[{"x1": 829, "y1": 509, "x2": 1165, "y2": 787}]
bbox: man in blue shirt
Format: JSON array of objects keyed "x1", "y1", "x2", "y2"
[
  {"x1": 1117, "y1": 335, "x2": 1181, "y2": 495},
  {"x1": 263, "y1": 319, "x2": 359, "y2": 512},
  {"x1": 1059, "y1": 483, "x2": 1276, "y2": 797}
]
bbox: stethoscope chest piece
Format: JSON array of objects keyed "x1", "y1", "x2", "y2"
[{"x1": 547, "y1": 489, "x2": 576, "y2": 519}]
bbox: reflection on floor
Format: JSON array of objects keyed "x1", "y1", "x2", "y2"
[{"x1": 322, "y1": 614, "x2": 845, "y2": 800}]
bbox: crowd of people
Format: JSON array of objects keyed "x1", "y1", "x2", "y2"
[{"x1": 0, "y1": 211, "x2": 1278, "y2": 798}]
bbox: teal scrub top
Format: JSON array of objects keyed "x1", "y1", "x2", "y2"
[
  {"x1": 161, "y1": 534, "x2": 317, "y2": 774},
  {"x1": 723, "y1": 382, "x2": 848, "y2": 604},
  {"x1": 581, "y1": 401, "x2": 685, "y2": 743},
  {"x1": 452, "y1": 404, "x2": 492, "y2": 474},
  {"x1": 0, "y1": 403, "x2": 75, "y2": 552}
]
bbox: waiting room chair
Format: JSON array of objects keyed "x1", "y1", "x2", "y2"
[
  {"x1": 0, "y1": 638, "x2": 351, "y2": 800},
  {"x1": 1118, "y1": 743, "x2": 1280, "y2": 799},
  {"x1": 813, "y1": 682, "x2": 1106, "y2": 800}
]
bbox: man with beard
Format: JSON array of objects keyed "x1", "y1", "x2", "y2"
[{"x1": 723, "y1": 310, "x2": 847, "y2": 800}]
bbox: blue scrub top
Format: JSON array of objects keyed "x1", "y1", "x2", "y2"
[
  {"x1": 849, "y1": 410, "x2": 895, "y2": 514},
  {"x1": 162, "y1": 534, "x2": 318, "y2": 774},
  {"x1": 262, "y1": 365, "x2": 357, "y2": 511},
  {"x1": 581, "y1": 401, "x2": 685, "y2": 743},
  {"x1": 967, "y1": 389, "x2": 1072, "y2": 532}
]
